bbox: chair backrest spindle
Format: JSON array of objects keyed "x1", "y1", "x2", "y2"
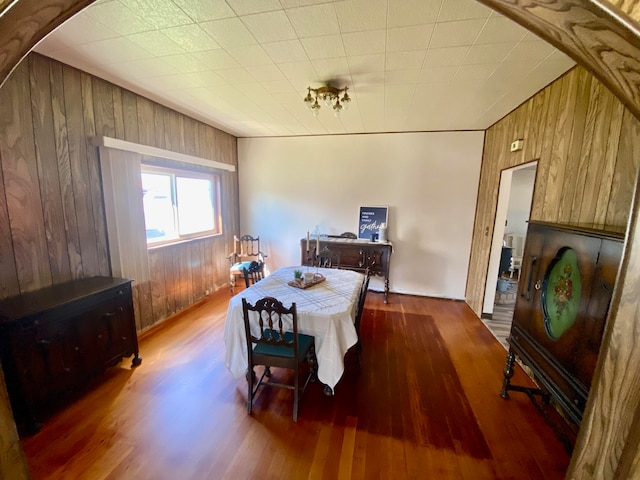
[{"x1": 243, "y1": 296, "x2": 297, "y2": 351}]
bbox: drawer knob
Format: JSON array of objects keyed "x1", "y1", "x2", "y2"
[{"x1": 104, "y1": 306, "x2": 125, "y2": 318}]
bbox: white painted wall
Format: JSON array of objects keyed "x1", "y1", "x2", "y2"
[{"x1": 237, "y1": 131, "x2": 484, "y2": 299}]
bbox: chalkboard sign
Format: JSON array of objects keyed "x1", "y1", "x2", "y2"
[{"x1": 358, "y1": 206, "x2": 388, "y2": 240}]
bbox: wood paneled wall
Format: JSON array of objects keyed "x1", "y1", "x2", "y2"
[
  {"x1": 466, "y1": 66, "x2": 640, "y2": 316},
  {"x1": 612, "y1": 0, "x2": 640, "y2": 18},
  {"x1": 0, "y1": 53, "x2": 239, "y2": 331}
]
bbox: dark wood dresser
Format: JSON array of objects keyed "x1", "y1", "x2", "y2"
[
  {"x1": 500, "y1": 221, "x2": 624, "y2": 428},
  {"x1": 301, "y1": 237, "x2": 392, "y2": 302},
  {"x1": 0, "y1": 276, "x2": 141, "y2": 434}
]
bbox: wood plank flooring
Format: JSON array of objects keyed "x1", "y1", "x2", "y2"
[
  {"x1": 20, "y1": 289, "x2": 570, "y2": 479},
  {"x1": 484, "y1": 303, "x2": 514, "y2": 350},
  {"x1": 481, "y1": 277, "x2": 518, "y2": 350}
]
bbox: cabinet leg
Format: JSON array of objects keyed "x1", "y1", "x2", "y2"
[
  {"x1": 131, "y1": 354, "x2": 142, "y2": 367},
  {"x1": 384, "y1": 277, "x2": 390, "y2": 303},
  {"x1": 21, "y1": 417, "x2": 42, "y2": 436},
  {"x1": 500, "y1": 350, "x2": 516, "y2": 399}
]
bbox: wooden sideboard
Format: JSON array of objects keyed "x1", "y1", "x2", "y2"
[
  {"x1": 301, "y1": 237, "x2": 392, "y2": 302},
  {"x1": 0, "y1": 276, "x2": 141, "y2": 434},
  {"x1": 500, "y1": 221, "x2": 623, "y2": 429}
]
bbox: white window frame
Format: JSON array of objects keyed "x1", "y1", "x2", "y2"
[{"x1": 141, "y1": 163, "x2": 222, "y2": 247}]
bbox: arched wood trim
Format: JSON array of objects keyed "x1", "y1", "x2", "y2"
[
  {"x1": 479, "y1": 0, "x2": 640, "y2": 122},
  {"x1": 0, "y1": 0, "x2": 96, "y2": 89}
]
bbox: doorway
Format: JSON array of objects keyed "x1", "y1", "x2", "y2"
[{"x1": 481, "y1": 162, "x2": 537, "y2": 348}]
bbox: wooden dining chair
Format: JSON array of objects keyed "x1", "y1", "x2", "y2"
[
  {"x1": 242, "y1": 296, "x2": 317, "y2": 421},
  {"x1": 242, "y1": 260, "x2": 264, "y2": 288},
  {"x1": 228, "y1": 235, "x2": 266, "y2": 294},
  {"x1": 317, "y1": 247, "x2": 341, "y2": 268},
  {"x1": 353, "y1": 268, "x2": 371, "y2": 366}
]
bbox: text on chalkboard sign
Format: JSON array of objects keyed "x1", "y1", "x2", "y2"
[{"x1": 358, "y1": 206, "x2": 388, "y2": 240}]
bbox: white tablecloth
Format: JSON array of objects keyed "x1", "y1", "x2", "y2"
[{"x1": 224, "y1": 266, "x2": 363, "y2": 390}]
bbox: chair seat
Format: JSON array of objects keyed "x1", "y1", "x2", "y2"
[
  {"x1": 230, "y1": 261, "x2": 252, "y2": 274},
  {"x1": 253, "y1": 331, "x2": 314, "y2": 358}
]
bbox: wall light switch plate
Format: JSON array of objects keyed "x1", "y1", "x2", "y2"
[{"x1": 510, "y1": 139, "x2": 523, "y2": 152}]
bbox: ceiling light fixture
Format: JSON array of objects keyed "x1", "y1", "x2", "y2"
[{"x1": 303, "y1": 84, "x2": 351, "y2": 118}]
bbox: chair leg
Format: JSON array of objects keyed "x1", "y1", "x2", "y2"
[
  {"x1": 247, "y1": 367, "x2": 254, "y2": 414},
  {"x1": 293, "y1": 366, "x2": 299, "y2": 422},
  {"x1": 308, "y1": 346, "x2": 317, "y2": 381}
]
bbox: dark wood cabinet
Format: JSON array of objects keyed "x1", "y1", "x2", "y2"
[
  {"x1": 501, "y1": 221, "x2": 623, "y2": 426},
  {"x1": 0, "y1": 276, "x2": 141, "y2": 434},
  {"x1": 301, "y1": 237, "x2": 392, "y2": 302}
]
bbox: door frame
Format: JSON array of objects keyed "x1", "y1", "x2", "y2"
[{"x1": 482, "y1": 161, "x2": 538, "y2": 316}]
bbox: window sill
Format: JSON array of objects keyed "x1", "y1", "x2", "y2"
[{"x1": 147, "y1": 232, "x2": 223, "y2": 251}]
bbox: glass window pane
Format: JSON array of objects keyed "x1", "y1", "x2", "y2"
[
  {"x1": 176, "y1": 176, "x2": 215, "y2": 235},
  {"x1": 142, "y1": 173, "x2": 177, "y2": 243}
]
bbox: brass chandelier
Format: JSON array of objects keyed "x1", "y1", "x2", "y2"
[{"x1": 303, "y1": 84, "x2": 351, "y2": 118}]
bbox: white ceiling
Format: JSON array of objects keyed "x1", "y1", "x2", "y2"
[{"x1": 35, "y1": 0, "x2": 575, "y2": 138}]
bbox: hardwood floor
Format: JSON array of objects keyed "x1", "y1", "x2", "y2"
[
  {"x1": 20, "y1": 289, "x2": 570, "y2": 479},
  {"x1": 482, "y1": 277, "x2": 519, "y2": 350}
]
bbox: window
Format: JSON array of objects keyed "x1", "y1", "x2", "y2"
[{"x1": 141, "y1": 165, "x2": 221, "y2": 245}]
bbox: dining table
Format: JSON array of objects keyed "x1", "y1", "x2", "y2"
[{"x1": 224, "y1": 266, "x2": 364, "y2": 394}]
